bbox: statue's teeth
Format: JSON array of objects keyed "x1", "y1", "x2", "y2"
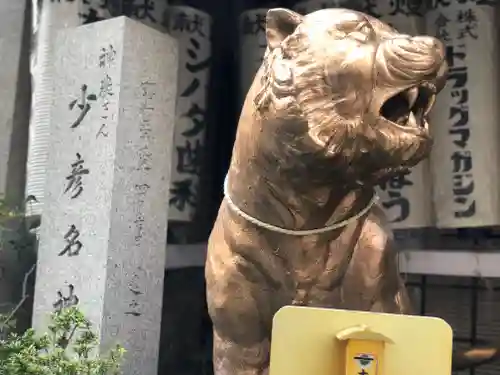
[
  {"x1": 407, "y1": 111, "x2": 417, "y2": 127},
  {"x1": 404, "y1": 87, "x2": 419, "y2": 109},
  {"x1": 424, "y1": 94, "x2": 436, "y2": 116}
]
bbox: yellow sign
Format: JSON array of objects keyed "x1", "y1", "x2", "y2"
[
  {"x1": 269, "y1": 306, "x2": 452, "y2": 375},
  {"x1": 336, "y1": 324, "x2": 392, "y2": 375}
]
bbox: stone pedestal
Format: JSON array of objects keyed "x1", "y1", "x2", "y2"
[
  {"x1": 0, "y1": 0, "x2": 31, "y2": 208},
  {"x1": 32, "y1": 16, "x2": 178, "y2": 375},
  {"x1": 27, "y1": 0, "x2": 111, "y2": 217},
  {"x1": 0, "y1": 0, "x2": 32, "y2": 318}
]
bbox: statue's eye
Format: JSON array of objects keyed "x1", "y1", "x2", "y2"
[
  {"x1": 360, "y1": 24, "x2": 372, "y2": 35},
  {"x1": 351, "y1": 22, "x2": 376, "y2": 42},
  {"x1": 347, "y1": 22, "x2": 374, "y2": 43},
  {"x1": 349, "y1": 32, "x2": 368, "y2": 42}
]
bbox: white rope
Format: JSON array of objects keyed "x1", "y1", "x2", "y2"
[{"x1": 223, "y1": 175, "x2": 377, "y2": 236}]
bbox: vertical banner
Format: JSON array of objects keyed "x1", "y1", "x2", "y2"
[
  {"x1": 239, "y1": 8, "x2": 268, "y2": 102},
  {"x1": 166, "y1": 6, "x2": 212, "y2": 222},
  {"x1": 293, "y1": 0, "x2": 356, "y2": 14},
  {"x1": 362, "y1": 0, "x2": 424, "y2": 33},
  {"x1": 78, "y1": 0, "x2": 112, "y2": 24},
  {"x1": 120, "y1": 0, "x2": 168, "y2": 32},
  {"x1": 369, "y1": 1, "x2": 433, "y2": 229},
  {"x1": 426, "y1": 0, "x2": 499, "y2": 228}
]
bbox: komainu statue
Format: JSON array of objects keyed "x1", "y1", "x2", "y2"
[{"x1": 206, "y1": 7, "x2": 499, "y2": 375}]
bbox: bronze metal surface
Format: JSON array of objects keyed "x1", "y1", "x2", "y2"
[{"x1": 206, "y1": 7, "x2": 498, "y2": 375}]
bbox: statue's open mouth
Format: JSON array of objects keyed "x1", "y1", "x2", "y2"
[{"x1": 380, "y1": 82, "x2": 436, "y2": 129}]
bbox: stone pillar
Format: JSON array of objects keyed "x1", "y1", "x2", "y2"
[
  {"x1": 32, "y1": 17, "x2": 178, "y2": 375},
  {"x1": 0, "y1": 0, "x2": 31, "y2": 208},
  {"x1": 26, "y1": 0, "x2": 95, "y2": 217},
  {"x1": 0, "y1": 0, "x2": 32, "y2": 319}
]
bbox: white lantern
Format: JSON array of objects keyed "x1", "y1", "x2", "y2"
[{"x1": 427, "y1": 0, "x2": 499, "y2": 228}]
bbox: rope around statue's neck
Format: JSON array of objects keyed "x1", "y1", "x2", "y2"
[{"x1": 223, "y1": 175, "x2": 378, "y2": 236}]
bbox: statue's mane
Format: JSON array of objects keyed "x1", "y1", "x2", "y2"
[{"x1": 252, "y1": 27, "x2": 368, "y2": 164}]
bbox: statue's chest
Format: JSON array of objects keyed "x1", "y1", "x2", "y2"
[
  {"x1": 281, "y1": 214, "x2": 391, "y2": 308},
  {"x1": 269, "y1": 218, "x2": 373, "y2": 307},
  {"x1": 278, "y1": 233, "x2": 355, "y2": 290}
]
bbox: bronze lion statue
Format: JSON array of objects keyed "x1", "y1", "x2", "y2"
[{"x1": 206, "y1": 7, "x2": 499, "y2": 375}]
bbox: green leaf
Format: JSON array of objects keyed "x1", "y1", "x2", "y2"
[{"x1": 0, "y1": 306, "x2": 124, "y2": 374}]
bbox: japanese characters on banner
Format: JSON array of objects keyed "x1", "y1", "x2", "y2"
[
  {"x1": 166, "y1": 6, "x2": 211, "y2": 222},
  {"x1": 54, "y1": 1, "x2": 167, "y2": 30},
  {"x1": 238, "y1": 8, "x2": 268, "y2": 102},
  {"x1": 426, "y1": 0, "x2": 499, "y2": 228},
  {"x1": 119, "y1": 0, "x2": 168, "y2": 32},
  {"x1": 362, "y1": 0, "x2": 425, "y2": 32},
  {"x1": 369, "y1": 1, "x2": 433, "y2": 229},
  {"x1": 78, "y1": 0, "x2": 112, "y2": 24},
  {"x1": 292, "y1": 0, "x2": 352, "y2": 14}
]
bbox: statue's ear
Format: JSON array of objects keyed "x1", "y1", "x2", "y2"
[{"x1": 266, "y1": 8, "x2": 303, "y2": 50}]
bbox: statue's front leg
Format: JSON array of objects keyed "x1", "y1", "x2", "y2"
[
  {"x1": 370, "y1": 257, "x2": 413, "y2": 314},
  {"x1": 206, "y1": 254, "x2": 272, "y2": 375},
  {"x1": 212, "y1": 328, "x2": 270, "y2": 375}
]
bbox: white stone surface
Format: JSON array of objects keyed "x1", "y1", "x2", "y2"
[
  {"x1": 399, "y1": 250, "x2": 500, "y2": 278},
  {"x1": 26, "y1": 0, "x2": 85, "y2": 217},
  {"x1": 0, "y1": 0, "x2": 28, "y2": 38},
  {"x1": 0, "y1": 0, "x2": 31, "y2": 313},
  {"x1": 32, "y1": 16, "x2": 178, "y2": 375},
  {"x1": 0, "y1": 0, "x2": 30, "y2": 206}
]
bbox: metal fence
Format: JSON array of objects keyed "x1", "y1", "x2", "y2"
[{"x1": 405, "y1": 275, "x2": 500, "y2": 375}]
